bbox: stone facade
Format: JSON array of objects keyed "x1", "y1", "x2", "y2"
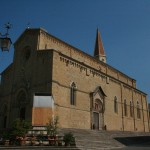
[{"x1": 0, "y1": 28, "x2": 149, "y2": 132}]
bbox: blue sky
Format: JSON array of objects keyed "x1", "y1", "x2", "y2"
[{"x1": 0, "y1": 0, "x2": 150, "y2": 102}]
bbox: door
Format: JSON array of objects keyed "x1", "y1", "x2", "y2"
[
  {"x1": 3, "y1": 116, "x2": 7, "y2": 128},
  {"x1": 93, "y1": 112, "x2": 99, "y2": 130},
  {"x1": 20, "y1": 107, "x2": 26, "y2": 120}
]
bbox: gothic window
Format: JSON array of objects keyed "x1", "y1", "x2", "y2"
[
  {"x1": 2, "y1": 105, "x2": 7, "y2": 128},
  {"x1": 4, "y1": 116, "x2": 7, "y2": 128},
  {"x1": 20, "y1": 107, "x2": 26, "y2": 120},
  {"x1": 137, "y1": 101, "x2": 141, "y2": 119},
  {"x1": 70, "y1": 82, "x2": 76, "y2": 105},
  {"x1": 45, "y1": 44, "x2": 47, "y2": 49},
  {"x1": 17, "y1": 91, "x2": 26, "y2": 106},
  {"x1": 124, "y1": 99, "x2": 127, "y2": 116},
  {"x1": 130, "y1": 101, "x2": 134, "y2": 117},
  {"x1": 114, "y1": 96, "x2": 118, "y2": 113},
  {"x1": 23, "y1": 46, "x2": 31, "y2": 61},
  {"x1": 17, "y1": 90, "x2": 27, "y2": 120},
  {"x1": 0, "y1": 74, "x2": 1, "y2": 84}
]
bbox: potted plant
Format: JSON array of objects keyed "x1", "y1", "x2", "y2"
[
  {"x1": 57, "y1": 136, "x2": 63, "y2": 146},
  {"x1": 63, "y1": 132, "x2": 75, "y2": 146},
  {"x1": 2, "y1": 131, "x2": 10, "y2": 146},
  {"x1": 31, "y1": 134, "x2": 36, "y2": 145},
  {"x1": 70, "y1": 136, "x2": 76, "y2": 146},
  {"x1": 11, "y1": 118, "x2": 31, "y2": 146},
  {"x1": 46, "y1": 116, "x2": 59, "y2": 146},
  {"x1": 37, "y1": 134, "x2": 43, "y2": 145},
  {"x1": 46, "y1": 116, "x2": 59, "y2": 137}
]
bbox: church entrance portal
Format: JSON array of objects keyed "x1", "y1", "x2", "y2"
[
  {"x1": 20, "y1": 107, "x2": 26, "y2": 120},
  {"x1": 91, "y1": 86, "x2": 106, "y2": 130},
  {"x1": 16, "y1": 90, "x2": 27, "y2": 120},
  {"x1": 93, "y1": 112, "x2": 99, "y2": 129}
]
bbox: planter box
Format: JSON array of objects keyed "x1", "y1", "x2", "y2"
[
  {"x1": 3, "y1": 140, "x2": 9, "y2": 146},
  {"x1": 25, "y1": 140, "x2": 31, "y2": 145},
  {"x1": 43, "y1": 140, "x2": 49, "y2": 145}
]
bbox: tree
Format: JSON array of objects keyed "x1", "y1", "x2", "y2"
[
  {"x1": 11, "y1": 118, "x2": 31, "y2": 137},
  {"x1": 46, "y1": 116, "x2": 59, "y2": 136}
]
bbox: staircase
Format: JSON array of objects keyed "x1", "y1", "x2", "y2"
[
  {"x1": 1, "y1": 128, "x2": 150, "y2": 150},
  {"x1": 59, "y1": 128, "x2": 150, "y2": 150}
]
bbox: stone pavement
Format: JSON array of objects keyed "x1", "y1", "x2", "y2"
[
  {"x1": 0, "y1": 146, "x2": 80, "y2": 150},
  {"x1": 1, "y1": 129, "x2": 150, "y2": 150},
  {"x1": 59, "y1": 128, "x2": 150, "y2": 150}
]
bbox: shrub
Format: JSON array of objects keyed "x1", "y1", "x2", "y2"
[
  {"x1": 46, "y1": 116, "x2": 59, "y2": 136},
  {"x1": 63, "y1": 132, "x2": 74, "y2": 145},
  {"x1": 9, "y1": 118, "x2": 31, "y2": 145}
]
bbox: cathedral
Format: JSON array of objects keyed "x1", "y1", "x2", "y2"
[{"x1": 0, "y1": 28, "x2": 149, "y2": 132}]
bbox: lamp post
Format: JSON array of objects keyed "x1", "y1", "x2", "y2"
[{"x1": 0, "y1": 22, "x2": 12, "y2": 52}]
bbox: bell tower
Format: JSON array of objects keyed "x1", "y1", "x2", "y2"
[{"x1": 94, "y1": 29, "x2": 106, "y2": 63}]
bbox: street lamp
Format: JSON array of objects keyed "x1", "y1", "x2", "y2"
[{"x1": 0, "y1": 22, "x2": 12, "y2": 52}]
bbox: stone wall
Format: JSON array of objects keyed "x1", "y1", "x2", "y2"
[
  {"x1": 38, "y1": 29, "x2": 136, "y2": 89},
  {"x1": 0, "y1": 28, "x2": 149, "y2": 132},
  {"x1": 50, "y1": 49, "x2": 149, "y2": 131}
]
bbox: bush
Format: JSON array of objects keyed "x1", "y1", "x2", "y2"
[
  {"x1": 63, "y1": 132, "x2": 75, "y2": 145},
  {"x1": 46, "y1": 116, "x2": 59, "y2": 136},
  {"x1": 8, "y1": 118, "x2": 31, "y2": 145},
  {"x1": 11, "y1": 118, "x2": 31, "y2": 138},
  {"x1": 2, "y1": 130, "x2": 10, "y2": 140}
]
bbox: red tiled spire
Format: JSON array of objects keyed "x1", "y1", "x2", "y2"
[{"x1": 94, "y1": 29, "x2": 106, "y2": 63}]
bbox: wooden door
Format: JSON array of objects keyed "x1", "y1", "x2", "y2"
[{"x1": 93, "y1": 112, "x2": 99, "y2": 130}]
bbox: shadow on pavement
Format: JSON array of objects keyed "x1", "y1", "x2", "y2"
[{"x1": 114, "y1": 136, "x2": 150, "y2": 147}]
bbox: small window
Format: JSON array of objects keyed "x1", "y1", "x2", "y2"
[
  {"x1": 137, "y1": 101, "x2": 141, "y2": 119},
  {"x1": 20, "y1": 107, "x2": 26, "y2": 120},
  {"x1": 0, "y1": 74, "x2": 1, "y2": 84},
  {"x1": 70, "y1": 82, "x2": 76, "y2": 105},
  {"x1": 130, "y1": 101, "x2": 134, "y2": 117},
  {"x1": 114, "y1": 96, "x2": 118, "y2": 113},
  {"x1": 23, "y1": 46, "x2": 31, "y2": 61},
  {"x1": 124, "y1": 99, "x2": 127, "y2": 116},
  {"x1": 45, "y1": 44, "x2": 47, "y2": 49}
]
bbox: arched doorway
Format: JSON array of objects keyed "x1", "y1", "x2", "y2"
[
  {"x1": 93, "y1": 99, "x2": 103, "y2": 130},
  {"x1": 91, "y1": 86, "x2": 106, "y2": 130},
  {"x1": 4, "y1": 116, "x2": 7, "y2": 128},
  {"x1": 17, "y1": 90, "x2": 27, "y2": 120},
  {"x1": 20, "y1": 107, "x2": 26, "y2": 120},
  {"x1": 0, "y1": 105, "x2": 8, "y2": 128}
]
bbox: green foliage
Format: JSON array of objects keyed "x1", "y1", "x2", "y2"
[
  {"x1": 37, "y1": 133, "x2": 44, "y2": 141},
  {"x1": 46, "y1": 116, "x2": 59, "y2": 136},
  {"x1": 2, "y1": 131, "x2": 10, "y2": 140},
  {"x1": 63, "y1": 132, "x2": 74, "y2": 144},
  {"x1": 11, "y1": 118, "x2": 31, "y2": 137}
]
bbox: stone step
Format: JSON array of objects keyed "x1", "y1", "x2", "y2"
[
  {"x1": 58, "y1": 128, "x2": 150, "y2": 149},
  {"x1": 0, "y1": 146, "x2": 80, "y2": 150},
  {"x1": 59, "y1": 129, "x2": 123, "y2": 149}
]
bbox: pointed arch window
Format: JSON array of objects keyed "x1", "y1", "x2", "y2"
[
  {"x1": 114, "y1": 96, "x2": 118, "y2": 113},
  {"x1": 23, "y1": 46, "x2": 31, "y2": 61},
  {"x1": 137, "y1": 101, "x2": 141, "y2": 119},
  {"x1": 124, "y1": 99, "x2": 127, "y2": 116},
  {"x1": 130, "y1": 101, "x2": 134, "y2": 117},
  {"x1": 70, "y1": 82, "x2": 76, "y2": 105},
  {"x1": 2, "y1": 105, "x2": 7, "y2": 128},
  {"x1": 17, "y1": 90, "x2": 27, "y2": 120},
  {"x1": 20, "y1": 107, "x2": 26, "y2": 120}
]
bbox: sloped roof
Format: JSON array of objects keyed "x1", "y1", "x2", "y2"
[{"x1": 94, "y1": 29, "x2": 105, "y2": 57}]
